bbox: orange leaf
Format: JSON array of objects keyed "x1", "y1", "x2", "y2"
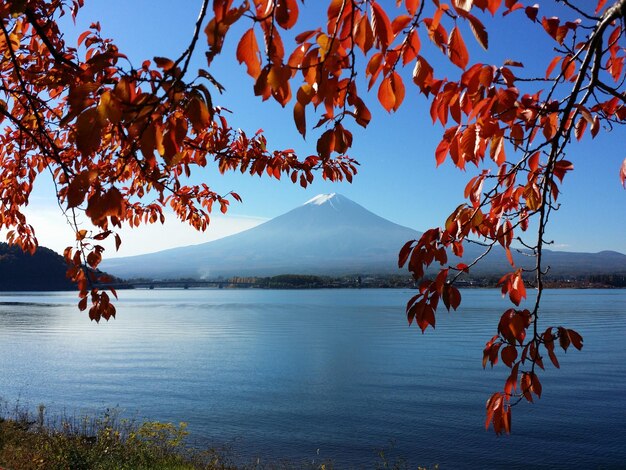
[
  {"x1": 154, "y1": 56, "x2": 175, "y2": 72},
  {"x1": 267, "y1": 64, "x2": 292, "y2": 106},
  {"x1": 413, "y1": 55, "x2": 434, "y2": 95},
  {"x1": 467, "y1": 14, "x2": 488, "y2": 50},
  {"x1": 545, "y1": 55, "x2": 562, "y2": 78},
  {"x1": 355, "y1": 14, "x2": 375, "y2": 53},
  {"x1": 402, "y1": 29, "x2": 421, "y2": 65},
  {"x1": 187, "y1": 97, "x2": 211, "y2": 133},
  {"x1": 378, "y1": 73, "x2": 405, "y2": 112},
  {"x1": 448, "y1": 27, "x2": 469, "y2": 69},
  {"x1": 86, "y1": 186, "x2": 125, "y2": 225},
  {"x1": 370, "y1": 2, "x2": 393, "y2": 51},
  {"x1": 67, "y1": 170, "x2": 98, "y2": 209},
  {"x1": 391, "y1": 15, "x2": 412, "y2": 36},
  {"x1": 574, "y1": 117, "x2": 587, "y2": 141},
  {"x1": 275, "y1": 0, "x2": 298, "y2": 29},
  {"x1": 75, "y1": 108, "x2": 104, "y2": 156},
  {"x1": 293, "y1": 102, "x2": 306, "y2": 138},
  {"x1": 561, "y1": 55, "x2": 575, "y2": 81},
  {"x1": 237, "y1": 29, "x2": 262, "y2": 78},
  {"x1": 487, "y1": 0, "x2": 501, "y2": 15},
  {"x1": 405, "y1": 0, "x2": 420, "y2": 15},
  {"x1": 98, "y1": 90, "x2": 122, "y2": 124},
  {"x1": 553, "y1": 160, "x2": 574, "y2": 183}
]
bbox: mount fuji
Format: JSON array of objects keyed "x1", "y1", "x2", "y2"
[
  {"x1": 102, "y1": 193, "x2": 422, "y2": 279},
  {"x1": 101, "y1": 193, "x2": 626, "y2": 280}
]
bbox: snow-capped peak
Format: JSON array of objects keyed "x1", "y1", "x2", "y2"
[{"x1": 304, "y1": 193, "x2": 337, "y2": 206}]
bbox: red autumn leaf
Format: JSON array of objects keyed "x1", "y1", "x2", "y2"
[
  {"x1": 293, "y1": 101, "x2": 306, "y2": 137},
  {"x1": 501, "y1": 345, "x2": 518, "y2": 367},
  {"x1": 413, "y1": 55, "x2": 435, "y2": 95},
  {"x1": 542, "y1": 17, "x2": 560, "y2": 43},
  {"x1": 86, "y1": 186, "x2": 125, "y2": 224},
  {"x1": 398, "y1": 240, "x2": 416, "y2": 268},
  {"x1": 66, "y1": 170, "x2": 98, "y2": 209},
  {"x1": 354, "y1": 15, "x2": 375, "y2": 54},
  {"x1": 366, "y1": 52, "x2": 384, "y2": 90},
  {"x1": 153, "y1": 56, "x2": 175, "y2": 72},
  {"x1": 442, "y1": 284, "x2": 462, "y2": 311},
  {"x1": 237, "y1": 29, "x2": 262, "y2": 78},
  {"x1": 558, "y1": 326, "x2": 571, "y2": 351},
  {"x1": 531, "y1": 373, "x2": 542, "y2": 398},
  {"x1": 220, "y1": 199, "x2": 229, "y2": 214},
  {"x1": 267, "y1": 64, "x2": 292, "y2": 106},
  {"x1": 466, "y1": 14, "x2": 488, "y2": 50},
  {"x1": 275, "y1": 0, "x2": 298, "y2": 29},
  {"x1": 405, "y1": 0, "x2": 420, "y2": 15},
  {"x1": 591, "y1": 115, "x2": 601, "y2": 138},
  {"x1": 561, "y1": 55, "x2": 576, "y2": 81},
  {"x1": 75, "y1": 108, "x2": 104, "y2": 156},
  {"x1": 456, "y1": 263, "x2": 469, "y2": 272},
  {"x1": 378, "y1": 73, "x2": 405, "y2": 112},
  {"x1": 568, "y1": 329, "x2": 584, "y2": 350},
  {"x1": 370, "y1": 2, "x2": 393, "y2": 52},
  {"x1": 187, "y1": 97, "x2": 211, "y2": 133},
  {"x1": 553, "y1": 160, "x2": 574, "y2": 182},
  {"x1": 487, "y1": 0, "x2": 502, "y2": 15},
  {"x1": 525, "y1": 4, "x2": 539, "y2": 22},
  {"x1": 521, "y1": 372, "x2": 533, "y2": 402},
  {"x1": 448, "y1": 26, "x2": 469, "y2": 69},
  {"x1": 391, "y1": 15, "x2": 412, "y2": 36},
  {"x1": 452, "y1": 0, "x2": 473, "y2": 12},
  {"x1": 528, "y1": 151, "x2": 540, "y2": 171},
  {"x1": 575, "y1": 117, "x2": 587, "y2": 141}
]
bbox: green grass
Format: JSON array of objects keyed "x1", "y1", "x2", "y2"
[
  {"x1": 0, "y1": 405, "x2": 235, "y2": 470},
  {"x1": 0, "y1": 404, "x2": 435, "y2": 469}
]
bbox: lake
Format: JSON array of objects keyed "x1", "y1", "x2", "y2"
[{"x1": 1, "y1": 288, "x2": 625, "y2": 468}]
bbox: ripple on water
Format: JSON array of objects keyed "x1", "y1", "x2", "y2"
[{"x1": 0, "y1": 288, "x2": 625, "y2": 468}]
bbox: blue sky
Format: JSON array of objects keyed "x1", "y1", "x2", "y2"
[{"x1": 23, "y1": 1, "x2": 625, "y2": 257}]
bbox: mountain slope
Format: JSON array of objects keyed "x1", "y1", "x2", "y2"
[
  {"x1": 102, "y1": 193, "x2": 626, "y2": 280},
  {"x1": 102, "y1": 193, "x2": 422, "y2": 279}
]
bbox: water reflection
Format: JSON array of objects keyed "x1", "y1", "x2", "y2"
[{"x1": 0, "y1": 288, "x2": 624, "y2": 468}]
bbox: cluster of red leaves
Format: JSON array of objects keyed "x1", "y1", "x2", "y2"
[
  {"x1": 1, "y1": 0, "x2": 624, "y2": 432},
  {"x1": 143, "y1": 0, "x2": 625, "y2": 434},
  {"x1": 0, "y1": 0, "x2": 357, "y2": 321},
  {"x1": 483, "y1": 317, "x2": 583, "y2": 433}
]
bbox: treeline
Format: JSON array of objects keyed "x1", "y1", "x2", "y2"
[
  {"x1": 0, "y1": 243, "x2": 74, "y2": 291},
  {"x1": 587, "y1": 274, "x2": 626, "y2": 287},
  {"x1": 119, "y1": 273, "x2": 626, "y2": 290}
]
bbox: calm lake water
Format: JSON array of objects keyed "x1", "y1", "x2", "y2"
[{"x1": 0, "y1": 288, "x2": 625, "y2": 468}]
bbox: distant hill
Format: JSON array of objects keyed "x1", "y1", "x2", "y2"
[
  {"x1": 0, "y1": 243, "x2": 74, "y2": 291},
  {"x1": 102, "y1": 193, "x2": 626, "y2": 280}
]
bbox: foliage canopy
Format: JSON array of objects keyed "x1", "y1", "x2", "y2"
[{"x1": 1, "y1": 0, "x2": 624, "y2": 432}]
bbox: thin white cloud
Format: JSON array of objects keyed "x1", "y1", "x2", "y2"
[{"x1": 1, "y1": 206, "x2": 266, "y2": 258}]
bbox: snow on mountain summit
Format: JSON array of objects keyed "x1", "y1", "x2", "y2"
[{"x1": 304, "y1": 193, "x2": 338, "y2": 206}]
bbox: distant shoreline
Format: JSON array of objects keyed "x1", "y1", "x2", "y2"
[
  {"x1": 2, "y1": 273, "x2": 624, "y2": 293},
  {"x1": 96, "y1": 273, "x2": 626, "y2": 291}
]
